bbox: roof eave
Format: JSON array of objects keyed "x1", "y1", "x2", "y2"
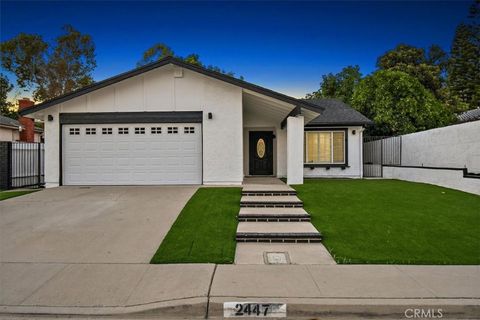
[{"x1": 306, "y1": 121, "x2": 373, "y2": 127}]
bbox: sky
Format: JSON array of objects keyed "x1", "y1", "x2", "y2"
[{"x1": 0, "y1": 1, "x2": 472, "y2": 98}]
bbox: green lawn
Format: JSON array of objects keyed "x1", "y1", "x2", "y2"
[
  {"x1": 292, "y1": 179, "x2": 480, "y2": 265},
  {"x1": 0, "y1": 190, "x2": 37, "y2": 201},
  {"x1": 151, "y1": 187, "x2": 241, "y2": 264}
]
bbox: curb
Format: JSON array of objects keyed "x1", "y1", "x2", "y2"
[
  {"x1": 207, "y1": 298, "x2": 480, "y2": 319},
  {"x1": 0, "y1": 297, "x2": 207, "y2": 319},
  {"x1": 2, "y1": 297, "x2": 479, "y2": 319}
]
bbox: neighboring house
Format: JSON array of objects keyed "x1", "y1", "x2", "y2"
[
  {"x1": 0, "y1": 114, "x2": 43, "y2": 142},
  {"x1": 19, "y1": 57, "x2": 372, "y2": 187}
]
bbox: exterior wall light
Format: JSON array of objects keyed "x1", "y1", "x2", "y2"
[
  {"x1": 48, "y1": 115, "x2": 54, "y2": 121},
  {"x1": 352, "y1": 129, "x2": 356, "y2": 135},
  {"x1": 208, "y1": 112, "x2": 213, "y2": 119}
]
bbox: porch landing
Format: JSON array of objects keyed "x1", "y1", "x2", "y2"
[{"x1": 235, "y1": 177, "x2": 335, "y2": 264}]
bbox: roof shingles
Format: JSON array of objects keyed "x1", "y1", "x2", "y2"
[
  {"x1": 303, "y1": 98, "x2": 373, "y2": 126},
  {"x1": 0, "y1": 115, "x2": 20, "y2": 128}
]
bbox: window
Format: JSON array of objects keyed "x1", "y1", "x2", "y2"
[
  {"x1": 305, "y1": 131, "x2": 345, "y2": 164},
  {"x1": 184, "y1": 127, "x2": 195, "y2": 134},
  {"x1": 102, "y1": 128, "x2": 112, "y2": 135},
  {"x1": 85, "y1": 128, "x2": 96, "y2": 135},
  {"x1": 135, "y1": 127, "x2": 145, "y2": 134},
  {"x1": 118, "y1": 127, "x2": 129, "y2": 135},
  {"x1": 69, "y1": 128, "x2": 80, "y2": 135},
  {"x1": 167, "y1": 127, "x2": 178, "y2": 134},
  {"x1": 151, "y1": 127, "x2": 162, "y2": 134}
]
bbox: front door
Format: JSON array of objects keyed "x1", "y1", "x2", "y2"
[{"x1": 249, "y1": 131, "x2": 273, "y2": 175}]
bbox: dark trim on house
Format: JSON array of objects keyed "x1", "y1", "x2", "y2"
[
  {"x1": 304, "y1": 164, "x2": 350, "y2": 169},
  {"x1": 303, "y1": 128, "x2": 349, "y2": 167},
  {"x1": 383, "y1": 165, "x2": 480, "y2": 179},
  {"x1": 59, "y1": 111, "x2": 203, "y2": 124},
  {"x1": 280, "y1": 106, "x2": 301, "y2": 129},
  {"x1": 305, "y1": 122, "x2": 369, "y2": 127},
  {"x1": 19, "y1": 57, "x2": 323, "y2": 116}
]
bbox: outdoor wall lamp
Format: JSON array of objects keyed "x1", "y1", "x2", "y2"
[
  {"x1": 352, "y1": 129, "x2": 356, "y2": 135},
  {"x1": 208, "y1": 112, "x2": 213, "y2": 119},
  {"x1": 47, "y1": 115, "x2": 54, "y2": 121}
]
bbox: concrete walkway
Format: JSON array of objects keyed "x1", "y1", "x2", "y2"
[
  {"x1": 235, "y1": 178, "x2": 335, "y2": 264},
  {"x1": 1, "y1": 264, "x2": 478, "y2": 318}
]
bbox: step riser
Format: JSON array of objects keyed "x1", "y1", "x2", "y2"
[
  {"x1": 236, "y1": 238, "x2": 322, "y2": 243},
  {"x1": 242, "y1": 191, "x2": 297, "y2": 196},
  {"x1": 241, "y1": 203, "x2": 303, "y2": 208},
  {"x1": 236, "y1": 233, "x2": 322, "y2": 243},
  {"x1": 239, "y1": 217, "x2": 311, "y2": 222}
]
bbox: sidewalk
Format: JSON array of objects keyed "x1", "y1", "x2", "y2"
[{"x1": 1, "y1": 263, "x2": 479, "y2": 319}]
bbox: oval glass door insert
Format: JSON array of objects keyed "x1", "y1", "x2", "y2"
[{"x1": 257, "y1": 138, "x2": 266, "y2": 158}]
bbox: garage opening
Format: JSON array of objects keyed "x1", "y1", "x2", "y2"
[{"x1": 62, "y1": 123, "x2": 202, "y2": 185}]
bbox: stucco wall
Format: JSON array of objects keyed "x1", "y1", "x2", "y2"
[
  {"x1": 41, "y1": 66, "x2": 243, "y2": 187},
  {"x1": 383, "y1": 166, "x2": 480, "y2": 195},
  {"x1": 401, "y1": 121, "x2": 480, "y2": 172},
  {"x1": 303, "y1": 126, "x2": 364, "y2": 178}
]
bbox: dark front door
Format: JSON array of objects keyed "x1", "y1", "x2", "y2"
[{"x1": 249, "y1": 131, "x2": 274, "y2": 175}]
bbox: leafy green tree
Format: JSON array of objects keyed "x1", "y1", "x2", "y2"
[
  {"x1": 306, "y1": 65, "x2": 362, "y2": 104},
  {"x1": 139, "y1": 43, "x2": 241, "y2": 78},
  {"x1": 351, "y1": 70, "x2": 453, "y2": 135},
  {"x1": 448, "y1": 1, "x2": 480, "y2": 108},
  {"x1": 0, "y1": 34, "x2": 48, "y2": 90},
  {"x1": 137, "y1": 43, "x2": 175, "y2": 66},
  {"x1": 377, "y1": 44, "x2": 445, "y2": 99},
  {"x1": 0, "y1": 74, "x2": 17, "y2": 119},
  {"x1": 1, "y1": 25, "x2": 96, "y2": 101}
]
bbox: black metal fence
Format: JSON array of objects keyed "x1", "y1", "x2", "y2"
[
  {"x1": 0, "y1": 142, "x2": 45, "y2": 190},
  {"x1": 363, "y1": 136, "x2": 402, "y2": 177}
]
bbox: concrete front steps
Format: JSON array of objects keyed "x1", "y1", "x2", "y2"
[
  {"x1": 240, "y1": 195, "x2": 303, "y2": 208},
  {"x1": 241, "y1": 184, "x2": 297, "y2": 196},
  {"x1": 238, "y1": 207, "x2": 311, "y2": 222},
  {"x1": 237, "y1": 180, "x2": 323, "y2": 249},
  {"x1": 236, "y1": 222, "x2": 322, "y2": 243}
]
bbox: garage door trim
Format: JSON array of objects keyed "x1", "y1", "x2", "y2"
[
  {"x1": 59, "y1": 112, "x2": 203, "y2": 186},
  {"x1": 59, "y1": 111, "x2": 203, "y2": 124}
]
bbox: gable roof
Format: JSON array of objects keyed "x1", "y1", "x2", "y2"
[
  {"x1": 0, "y1": 115, "x2": 20, "y2": 128},
  {"x1": 302, "y1": 98, "x2": 373, "y2": 126},
  {"x1": 457, "y1": 108, "x2": 480, "y2": 123},
  {"x1": 19, "y1": 56, "x2": 323, "y2": 116}
]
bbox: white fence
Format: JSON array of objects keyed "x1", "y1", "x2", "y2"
[
  {"x1": 381, "y1": 121, "x2": 480, "y2": 195},
  {"x1": 400, "y1": 120, "x2": 480, "y2": 171}
]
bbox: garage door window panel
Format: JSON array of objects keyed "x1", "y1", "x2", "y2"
[{"x1": 151, "y1": 127, "x2": 162, "y2": 134}]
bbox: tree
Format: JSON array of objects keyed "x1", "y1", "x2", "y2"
[
  {"x1": 447, "y1": 1, "x2": 480, "y2": 109},
  {"x1": 0, "y1": 74, "x2": 17, "y2": 119},
  {"x1": 377, "y1": 44, "x2": 445, "y2": 99},
  {"x1": 351, "y1": 70, "x2": 453, "y2": 135},
  {"x1": 306, "y1": 65, "x2": 362, "y2": 104},
  {"x1": 139, "y1": 43, "x2": 241, "y2": 78},
  {"x1": 0, "y1": 34, "x2": 48, "y2": 90},
  {"x1": 1, "y1": 25, "x2": 96, "y2": 101},
  {"x1": 137, "y1": 43, "x2": 174, "y2": 66}
]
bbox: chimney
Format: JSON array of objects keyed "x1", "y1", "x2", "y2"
[{"x1": 18, "y1": 98, "x2": 35, "y2": 142}]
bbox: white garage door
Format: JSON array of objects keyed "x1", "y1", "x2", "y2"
[{"x1": 63, "y1": 123, "x2": 202, "y2": 185}]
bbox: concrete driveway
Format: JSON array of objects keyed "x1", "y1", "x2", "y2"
[{"x1": 0, "y1": 186, "x2": 198, "y2": 263}]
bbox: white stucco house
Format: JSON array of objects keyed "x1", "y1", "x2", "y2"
[{"x1": 19, "y1": 57, "x2": 372, "y2": 187}]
